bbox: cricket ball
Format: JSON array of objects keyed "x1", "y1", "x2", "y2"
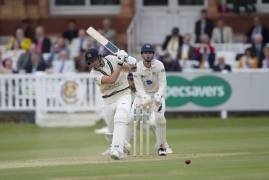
[{"x1": 185, "y1": 159, "x2": 191, "y2": 165}]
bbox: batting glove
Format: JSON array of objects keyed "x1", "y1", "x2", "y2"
[
  {"x1": 154, "y1": 93, "x2": 162, "y2": 103},
  {"x1": 142, "y1": 94, "x2": 151, "y2": 106},
  {"x1": 116, "y1": 50, "x2": 128, "y2": 66},
  {"x1": 127, "y1": 56, "x2": 137, "y2": 67}
]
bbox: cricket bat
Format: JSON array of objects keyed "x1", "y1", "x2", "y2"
[{"x1": 86, "y1": 26, "x2": 120, "y2": 55}]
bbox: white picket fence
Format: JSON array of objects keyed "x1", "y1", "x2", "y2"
[{"x1": 0, "y1": 73, "x2": 99, "y2": 112}]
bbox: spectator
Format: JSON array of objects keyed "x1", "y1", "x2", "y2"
[
  {"x1": 46, "y1": 43, "x2": 61, "y2": 67},
  {"x1": 159, "y1": 53, "x2": 181, "y2": 72},
  {"x1": 262, "y1": 47, "x2": 269, "y2": 68},
  {"x1": 0, "y1": 58, "x2": 17, "y2": 74},
  {"x1": 213, "y1": 56, "x2": 231, "y2": 72},
  {"x1": 51, "y1": 50, "x2": 75, "y2": 74},
  {"x1": 56, "y1": 36, "x2": 69, "y2": 52},
  {"x1": 211, "y1": 19, "x2": 233, "y2": 43},
  {"x1": 238, "y1": 47, "x2": 258, "y2": 69},
  {"x1": 100, "y1": 18, "x2": 116, "y2": 43},
  {"x1": 162, "y1": 27, "x2": 183, "y2": 60},
  {"x1": 247, "y1": 16, "x2": 268, "y2": 44},
  {"x1": 17, "y1": 44, "x2": 38, "y2": 73},
  {"x1": 21, "y1": 18, "x2": 34, "y2": 40},
  {"x1": 69, "y1": 29, "x2": 92, "y2": 58},
  {"x1": 194, "y1": 9, "x2": 214, "y2": 43},
  {"x1": 195, "y1": 34, "x2": 215, "y2": 69},
  {"x1": 98, "y1": 18, "x2": 116, "y2": 55},
  {"x1": 4, "y1": 40, "x2": 25, "y2": 71},
  {"x1": 6, "y1": 28, "x2": 32, "y2": 51},
  {"x1": 177, "y1": 33, "x2": 196, "y2": 68},
  {"x1": 63, "y1": 19, "x2": 78, "y2": 43},
  {"x1": 251, "y1": 34, "x2": 265, "y2": 67},
  {"x1": 33, "y1": 26, "x2": 51, "y2": 53},
  {"x1": 24, "y1": 52, "x2": 47, "y2": 73},
  {"x1": 74, "y1": 50, "x2": 88, "y2": 72}
]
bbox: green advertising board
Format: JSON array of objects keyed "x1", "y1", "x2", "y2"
[{"x1": 166, "y1": 75, "x2": 232, "y2": 108}]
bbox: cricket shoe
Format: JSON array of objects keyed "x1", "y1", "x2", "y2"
[
  {"x1": 158, "y1": 148, "x2": 167, "y2": 156},
  {"x1": 164, "y1": 143, "x2": 173, "y2": 154},
  {"x1": 166, "y1": 147, "x2": 173, "y2": 154},
  {"x1": 110, "y1": 149, "x2": 121, "y2": 160},
  {"x1": 110, "y1": 148, "x2": 127, "y2": 160}
]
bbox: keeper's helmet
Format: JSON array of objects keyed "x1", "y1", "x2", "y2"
[
  {"x1": 127, "y1": 72, "x2": 134, "y2": 80},
  {"x1": 85, "y1": 48, "x2": 100, "y2": 65},
  {"x1": 141, "y1": 43, "x2": 155, "y2": 54}
]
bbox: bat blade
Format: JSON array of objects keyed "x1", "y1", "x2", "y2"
[{"x1": 86, "y1": 26, "x2": 120, "y2": 54}]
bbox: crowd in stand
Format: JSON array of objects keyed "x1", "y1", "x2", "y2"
[
  {"x1": 1, "y1": 9, "x2": 269, "y2": 75},
  {"x1": 158, "y1": 9, "x2": 269, "y2": 72},
  {"x1": 0, "y1": 18, "x2": 116, "y2": 75}
]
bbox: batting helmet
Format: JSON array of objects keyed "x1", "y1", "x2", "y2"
[
  {"x1": 85, "y1": 48, "x2": 100, "y2": 65},
  {"x1": 141, "y1": 43, "x2": 155, "y2": 54}
]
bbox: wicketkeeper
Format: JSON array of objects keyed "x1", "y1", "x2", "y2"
[
  {"x1": 131, "y1": 43, "x2": 172, "y2": 156},
  {"x1": 85, "y1": 48, "x2": 136, "y2": 160}
]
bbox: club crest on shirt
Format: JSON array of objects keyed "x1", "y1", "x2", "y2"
[{"x1": 146, "y1": 79, "x2": 153, "y2": 85}]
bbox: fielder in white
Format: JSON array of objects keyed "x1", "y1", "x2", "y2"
[
  {"x1": 85, "y1": 48, "x2": 136, "y2": 160},
  {"x1": 132, "y1": 43, "x2": 172, "y2": 156}
]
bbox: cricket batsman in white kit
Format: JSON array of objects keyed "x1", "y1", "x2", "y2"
[
  {"x1": 132, "y1": 43, "x2": 172, "y2": 156},
  {"x1": 85, "y1": 48, "x2": 136, "y2": 160}
]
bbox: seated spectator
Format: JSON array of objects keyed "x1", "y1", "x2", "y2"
[
  {"x1": 100, "y1": 18, "x2": 116, "y2": 43},
  {"x1": 0, "y1": 58, "x2": 17, "y2": 74},
  {"x1": 262, "y1": 47, "x2": 269, "y2": 68},
  {"x1": 33, "y1": 26, "x2": 51, "y2": 53},
  {"x1": 194, "y1": 9, "x2": 214, "y2": 43},
  {"x1": 238, "y1": 48, "x2": 258, "y2": 69},
  {"x1": 162, "y1": 27, "x2": 183, "y2": 60},
  {"x1": 247, "y1": 16, "x2": 268, "y2": 44},
  {"x1": 69, "y1": 29, "x2": 92, "y2": 58},
  {"x1": 159, "y1": 53, "x2": 181, "y2": 72},
  {"x1": 74, "y1": 50, "x2": 88, "y2": 72},
  {"x1": 6, "y1": 28, "x2": 32, "y2": 51},
  {"x1": 56, "y1": 36, "x2": 69, "y2": 52},
  {"x1": 195, "y1": 34, "x2": 215, "y2": 69},
  {"x1": 211, "y1": 19, "x2": 233, "y2": 43},
  {"x1": 17, "y1": 44, "x2": 38, "y2": 73},
  {"x1": 63, "y1": 19, "x2": 78, "y2": 43},
  {"x1": 24, "y1": 52, "x2": 47, "y2": 73},
  {"x1": 46, "y1": 43, "x2": 61, "y2": 67},
  {"x1": 51, "y1": 50, "x2": 75, "y2": 74},
  {"x1": 4, "y1": 40, "x2": 25, "y2": 71},
  {"x1": 251, "y1": 34, "x2": 265, "y2": 67},
  {"x1": 98, "y1": 18, "x2": 116, "y2": 55},
  {"x1": 213, "y1": 56, "x2": 231, "y2": 72},
  {"x1": 177, "y1": 33, "x2": 196, "y2": 68}
]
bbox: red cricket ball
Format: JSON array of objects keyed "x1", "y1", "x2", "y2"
[{"x1": 185, "y1": 159, "x2": 191, "y2": 165}]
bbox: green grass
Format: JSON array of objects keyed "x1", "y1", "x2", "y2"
[{"x1": 0, "y1": 117, "x2": 269, "y2": 180}]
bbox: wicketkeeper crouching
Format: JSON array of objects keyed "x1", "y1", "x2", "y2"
[{"x1": 131, "y1": 43, "x2": 173, "y2": 156}]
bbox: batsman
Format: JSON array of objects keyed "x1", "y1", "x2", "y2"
[
  {"x1": 132, "y1": 43, "x2": 172, "y2": 156},
  {"x1": 85, "y1": 48, "x2": 136, "y2": 160}
]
